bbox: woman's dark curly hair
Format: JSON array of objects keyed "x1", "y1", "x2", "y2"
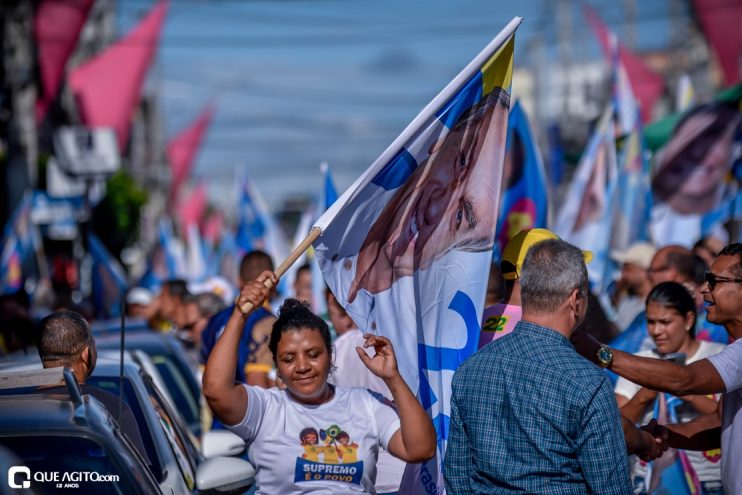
[{"x1": 269, "y1": 298, "x2": 333, "y2": 364}]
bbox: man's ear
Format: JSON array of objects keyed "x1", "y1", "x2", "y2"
[
  {"x1": 568, "y1": 288, "x2": 581, "y2": 318},
  {"x1": 80, "y1": 346, "x2": 90, "y2": 366}
]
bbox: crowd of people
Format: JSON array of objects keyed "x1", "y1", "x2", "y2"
[{"x1": 2, "y1": 227, "x2": 741, "y2": 494}]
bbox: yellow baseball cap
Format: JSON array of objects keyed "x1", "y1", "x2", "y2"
[{"x1": 501, "y1": 228, "x2": 593, "y2": 280}]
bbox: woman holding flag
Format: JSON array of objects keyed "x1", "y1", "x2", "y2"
[
  {"x1": 202, "y1": 270, "x2": 435, "y2": 494},
  {"x1": 614, "y1": 282, "x2": 725, "y2": 494}
]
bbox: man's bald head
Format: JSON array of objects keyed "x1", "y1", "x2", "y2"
[
  {"x1": 648, "y1": 245, "x2": 696, "y2": 286},
  {"x1": 239, "y1": 250, "x2": 274, "y2": 286}
]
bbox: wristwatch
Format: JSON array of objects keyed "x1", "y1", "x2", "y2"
[{"x1": 596, "y1": 345, "x2": 614, "y2": 369}]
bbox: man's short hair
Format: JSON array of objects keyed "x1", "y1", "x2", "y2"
[
  {"x1": 665, "y1": 249, "x2": 697, "y2": 283},
  {"x1": 520, "y1": 239, "x2": 588, "y2": 314},
  {"x1": 37, "y1": 310, "x2": 93, "y2": 367},
  {"x1": 239, "y1": 250, "x2": 274, "y2": 284},
  {"x1": 187, "y1": 292, "x2": 226, "y2": 319},
  {"x1": 719, "y1": 243, "x2": 742, "y2": 277},
  {"x1": 162, "y1": 279, "x2": 189, "y2": 300}
]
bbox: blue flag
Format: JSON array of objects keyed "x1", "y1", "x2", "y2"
[
  {"x1": 89, "y1": 233, "x2": 128, "y2": 318},
  {"x1": 494, "y1": 100, "x2": 549, "y2": 258},
  {"x1": 235, "y1": 177, "x2": 267, "y2": 253},
  {"x1": 1, "y1": 193, "x2": 35, "y2": 295}
]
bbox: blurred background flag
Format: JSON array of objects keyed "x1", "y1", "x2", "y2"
[
  {"x1": 584, "y1": 4, "x2": 664, "y2": 124},
  {"x1": 646, "y1": 394, "x2": 701, "y2": 495},
  {"x1": 311, "y1": 19, "x2": 519, "y2": 494},
  {"x1": 88, "y1": 232, "x2": 128, "y2": 318},
  {"x1": 555, "y1": 105, "x2": 618, "y2": 289},
  {"x1": 676, "y1": 74, "x2": 695, "y2": 113},
  {"x1": 235, "y1": 176, "x2": 267, "y2": 254},
  {"x1": 0, "y1": 193, "x2": 35, "y2": 295},
  {"x1": 494, "y1": 100, "x2": 549, "y2": 258}
]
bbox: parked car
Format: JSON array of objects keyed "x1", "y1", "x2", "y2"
[
  {"x1": 88, "y1": 358, "x2": 254, "y2": 495},
  {"x1": 0, "y1": 367, "x2": 163, "y2": 494},
  {"x1": 95, "y1": 330, "x2": 203, "y2": 438}
]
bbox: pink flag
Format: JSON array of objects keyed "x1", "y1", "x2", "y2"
[
  {"x1": 34, "y1": 0, "x2": 94, "y2": 122},
  {"x1": 693, "y1": 0, "x2": 742, "y2": 86},
  {"x1": 68, "y1": 1, "x2": 169, "y2": 149},
  {"x1": 584, "y1": 6, "x2": 664, "y2": 123},
  {"x1": 178, "y1": 182, "x2": 207, "y2": 230},
  {"x1": 167, "y1": 103, "x2": 215, "y2": 205}
]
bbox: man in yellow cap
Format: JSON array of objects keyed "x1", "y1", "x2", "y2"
[{"x1": 479, "y1": 228, "x2": 592, "y2": 348}]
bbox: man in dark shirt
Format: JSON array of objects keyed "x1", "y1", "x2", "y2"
[{"x1": 37, "y1": 311, "x2": 148, "y2": 462}]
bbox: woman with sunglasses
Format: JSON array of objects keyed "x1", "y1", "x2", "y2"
[
  {"x1": 614, "y1": 282, "x2": 726, "y2": 494},
  {"x1": 203, "y1": 271, "x2": 436, "y2": 494}
]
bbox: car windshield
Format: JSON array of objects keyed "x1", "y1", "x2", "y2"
[
  {"x1": 86, "y1": 377, "x2": 163, "y2": 482},
  {"x1": 0, "y1": 435, "x2": 131, "y2": 494}
]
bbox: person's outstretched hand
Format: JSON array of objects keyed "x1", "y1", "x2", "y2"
[
  {"x1": 356, "y1": 334, "x2": 399, "y2": 380},
  {"x1": 235, "y1": 270, "x2": 276, "y2": 316}
]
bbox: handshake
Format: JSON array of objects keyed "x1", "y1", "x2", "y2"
[{"x1": 630, "y1": 418, "x2": 670, "y2": 462}]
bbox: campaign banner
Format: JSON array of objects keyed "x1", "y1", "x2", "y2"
[{"x1": 312, "y1": 18, "x2": 520, "y2": 494}]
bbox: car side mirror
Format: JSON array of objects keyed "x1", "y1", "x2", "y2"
[
  {"x1": 196, "y1": 456, "x2": 255, "y2": 494},
  {"x1": 201, "y1": 430, "x2": 245, "y2": 458}
]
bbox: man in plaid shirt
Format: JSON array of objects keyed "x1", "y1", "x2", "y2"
[{"x1": 445, "y1": 239, "x2": 633, "y2": 494}]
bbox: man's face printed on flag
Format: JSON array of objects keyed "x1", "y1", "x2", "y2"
[{"x1": 349, "y1": 90, "x2": 509, "y2": 302}]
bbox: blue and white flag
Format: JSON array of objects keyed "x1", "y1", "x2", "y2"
[
  {"x1": 312, "y1": 19, "x2": 519, "y2": 494},
  {"x1": 236, "y1": 174, "x2": 290, "y2": 265},
  {"x1": 89, "y1": 232, "x2": 128, "y2": 318},
  {"x1": 555, "y1": 105, "x2": 618, "y2": 290},
  {"x1": 494, "y1": 100, "x2": 549, "y2": 258}
]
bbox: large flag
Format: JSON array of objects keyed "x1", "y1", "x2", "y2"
[
  {"x1": 68, "y1": 1, "x2": 168, "y2": 149},
  {"x1": 33, "y1": 0, "x2": 94, "y2": 122},
  {"x1": 1, "y1": 193, "x2": 35, "y2": 295},
  {"x1": 494, "y1": 100, "x2": 549, "y2": 258},
  {"x1": 555, "y1": 106, "x2": 618, "y2": 289},
  {"x1": 89, "y1": 232, "x2": 128, "y2": 318},
  {"x1": 584, "y1": 5, "x2": 664, "y2": 123},
  {"x1": 312, "y1": 19, "x2": 519, "y2": 493},
  {"x1": 168, "y1": 103, "x2": 215, "y2": 206}
]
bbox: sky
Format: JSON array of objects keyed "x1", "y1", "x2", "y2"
[{"x1": 118, "y1": 0, "x2": 678, "y2": 215}]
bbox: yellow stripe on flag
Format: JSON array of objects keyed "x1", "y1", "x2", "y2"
[{"x1": 481, "y1": 35, "x2": 514, "y2": 96}]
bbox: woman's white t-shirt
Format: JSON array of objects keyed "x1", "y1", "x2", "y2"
[
  {"x1": 227, "y1": 384, "x2": 401, "y2": 494},
  {"x1": 614, "y1": 340, "x2": 725, "y2": 482}
]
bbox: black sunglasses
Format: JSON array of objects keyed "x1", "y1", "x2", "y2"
[{"x1": 704, "y1": 271, "x2": 742, "y2": 290}]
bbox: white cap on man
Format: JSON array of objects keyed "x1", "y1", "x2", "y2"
[{"x1": 610, "y1": 242, "x2": 656, "y2": 270}]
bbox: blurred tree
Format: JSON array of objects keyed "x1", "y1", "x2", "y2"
[{"x1": 92, "y1": 170, "x2": 147, "y2": 257}]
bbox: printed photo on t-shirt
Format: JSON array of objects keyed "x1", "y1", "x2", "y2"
[{"x1": 295, "y1": 423, "x2": 364, "y2": 485}]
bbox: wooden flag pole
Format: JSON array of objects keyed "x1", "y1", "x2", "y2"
[{"x1": 238, "y1": 226, "x2": 322, "y2": 315}]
